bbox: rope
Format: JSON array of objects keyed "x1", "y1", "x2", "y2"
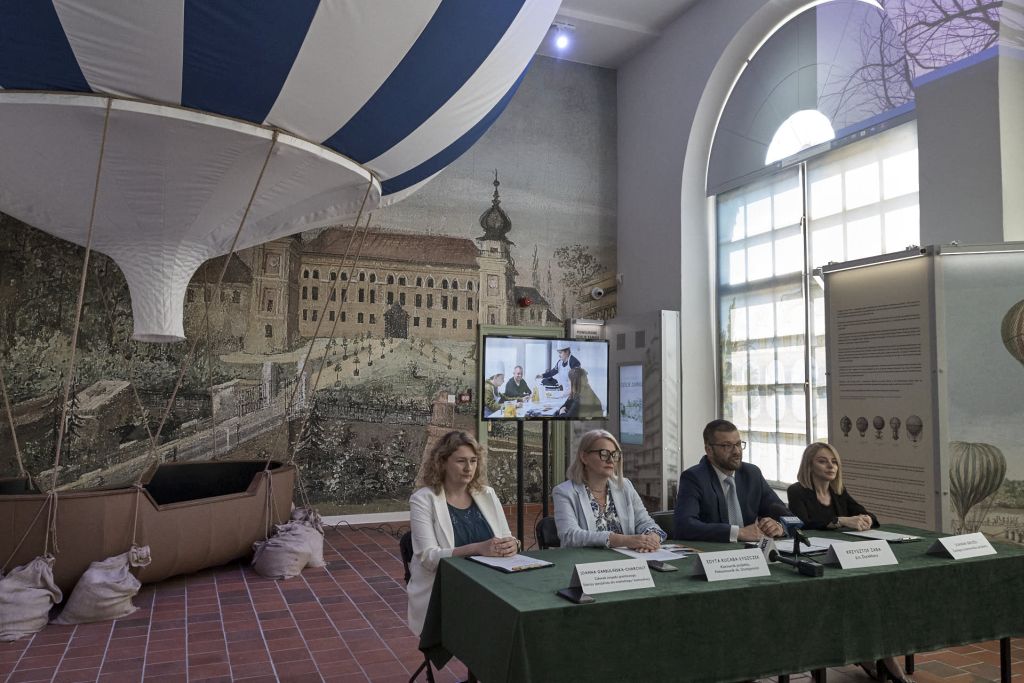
[
  {"x1": 0, "y1": 360, "x2": 29, "y2": 481},
  {"x1": 1, "y1": 496, "x2": 49, "y2": 574},
  {"x1": 50, "y1": 98, "x2": 113, "y2": 494},
  {"x1": 149, "y1": 130, "x2": 281, "y2": 464},
  {"x1": 43, "y1": 492, "x2": 59, "y2": 556}
]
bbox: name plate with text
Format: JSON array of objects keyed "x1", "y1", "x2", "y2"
[
  {"x1": 927, "y1": 532, "x2": 996, "y2": 560},
  {"x1": 571, "y1": 558, "x2": 654, "y2": 595},
  {"x1": 823, "y1": 540, "x2": 897, "y2": 569},
  {"x1": 691, "y1": 548, "x2": 770, "y2": 582}
]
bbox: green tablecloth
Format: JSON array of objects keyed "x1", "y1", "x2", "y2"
[{"x1": 419, "y1": 526, "x2": 1024, "y2": 683}]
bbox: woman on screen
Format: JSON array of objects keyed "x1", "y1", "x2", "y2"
[
  {"x1": 556, "y1": 366, "x2": 602, "y2": 418},
  {"x1": 788, "y1": 442, "x2": 911, "y2": 683},
  {"x1": 787, "y1": 442, "x2": 878, "y2": 531},
  {"x1": 407, "y1": 431, "x2": 518, "y2": 635},
  {"x1": 553, "y1": 429, "x2": 666, "y2": 551}
]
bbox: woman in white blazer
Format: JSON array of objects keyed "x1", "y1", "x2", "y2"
[
  {"x1": 553, "y1": 429, "x2": 667, "y2": 550},
  {"x1": 407, "y1": 430, "x2": 517, "y2": 635}
]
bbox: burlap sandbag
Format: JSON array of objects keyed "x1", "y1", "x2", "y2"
[
  {"x1": 52, "y1": 549, "x2": 145, "y2": 625},
  {"x1": 288, "y1": 508, "x2": 326, "y2": 568},
  {"x1": 0, "y1": 555, "x2": 62, "y2": 641},
  {"x1": 252, "y1": 531, "x2": 310, "y2": 580}
]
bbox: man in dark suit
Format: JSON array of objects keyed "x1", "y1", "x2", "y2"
[{"x1": 673, "y1": 419, "x2": 789, "y2": 542}]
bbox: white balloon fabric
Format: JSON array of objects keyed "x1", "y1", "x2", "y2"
[{"x1": 0, "y1": 0, "x2": 561, "y2": 341}]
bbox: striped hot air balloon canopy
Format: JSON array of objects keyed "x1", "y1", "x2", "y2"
[{"x1": 0, "y1": 0, "x2": 560, "y2": 341}]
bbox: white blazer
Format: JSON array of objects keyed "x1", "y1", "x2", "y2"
[
  {"x1": 552, "y1": 478, "x2": 663, "y2": 548},
  {"x1": 407, "y1": 485, "x2": 510, "y2": 635}
]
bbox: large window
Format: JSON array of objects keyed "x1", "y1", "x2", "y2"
[{"x1": 717, "y1": 122, "x2": 919, "y2": 484}]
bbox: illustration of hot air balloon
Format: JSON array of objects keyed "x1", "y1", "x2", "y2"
[
  {"x1": 872, "y1": 415, "x2": 885, "y2": 439},
  {"x1": 949, "y1": 441, "x2": 1007, "y2": 533},
  {"x1": 840, "y1": 416, "x2": 852, "y2": 437},
  {"x1": 906, "y1": 415, "x2": 923, "y2": 442},
  {"x1": 889, "y1": 416, "x2": 901, "y2": 440},
  {"x1": 856, "y1": 417, "x2": 868, "y2": 437},
  {"x1": 1001, "y1": 299, "x2": 1024, "y2": 370}
]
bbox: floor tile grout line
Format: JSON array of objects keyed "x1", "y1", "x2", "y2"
[
  {"x1": 94, "y1": 619, "x2": 115, "y2": 682},
  {"x1": 6, "y1": 631, "x2": 34, "y2": 681},
  {"x1": 211, "y1": 566, "x2": 234, "y2": 681},
  {"x1": 272, "y1": 563, "x2": 327, "y2": 682},
  {"x1": 183, "y1": 573, "x2": 190, "y2": 682},
  {"x1": 137, "y1": 588, "x2": 154, "y2": 680},
  {"x1": 239, "y1": 561, "x2": 285, "y2": 681},
  {"x1": 46, "y1": 623, "x2": 78, "y2": 683}
]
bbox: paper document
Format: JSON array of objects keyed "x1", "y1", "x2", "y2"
[
  {"x1": 611, "y1": 547, "x2": 685, "y2": 562},
  {"x1": 468, "y1": 554, "x2": 553, "y2": 573},
  {"x1": 844, "y1": 529, "x2": 921, "y2": 543}
]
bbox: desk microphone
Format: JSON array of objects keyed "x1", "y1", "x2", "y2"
[{"x1": 771, "y1": 510, "x2": 823, "y2": 576}]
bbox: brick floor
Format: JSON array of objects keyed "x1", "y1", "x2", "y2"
[{"x1": 1, "y1": 519, "x2": 1020, "y2": 682}]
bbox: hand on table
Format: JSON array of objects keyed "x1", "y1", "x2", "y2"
[
  {"x1": 478, "y1": 536, "x2": 519, "y2": 558},
  {"x1": 839, "y1": 514, "x2": 873, "y2": 531},
  {"x1": 757, "y1": 517, "x2": 784, "y2": 538},
  {"x1": 737, "y1": 523, "x2": 765, "y2": 542}
]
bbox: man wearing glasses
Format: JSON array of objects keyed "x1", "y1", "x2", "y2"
[{"x1": 672, "y1": 419, "x2": 789, "y2": 542}]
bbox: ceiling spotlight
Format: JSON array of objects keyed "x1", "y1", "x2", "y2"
[{"x1": 551, "y1": 21, "x2": 575, "y2": 51}]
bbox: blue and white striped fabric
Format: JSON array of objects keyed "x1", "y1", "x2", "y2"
[{"x1": 0, "y1": 0, "x2": 560, "y2": 203}]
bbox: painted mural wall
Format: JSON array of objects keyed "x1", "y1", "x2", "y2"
[{"x1": 0, "y1": 55, "x2": 617, "y2": 514}]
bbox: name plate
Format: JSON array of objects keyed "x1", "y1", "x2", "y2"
[
  {"x1": 927, "y1": 532, "x2": 996, "y2": 559},
  {"x1": 691, "y1": 548, "x2": 770, "y2": 582},
  {"x1": 823, "y1": 540, "x2": 897, "y2": 569},
  {"x1": 570, "y1": 558, "x2": 654, "y2": 595}
]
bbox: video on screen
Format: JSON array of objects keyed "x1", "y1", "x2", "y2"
[{"x1": 481, "y1": 336, "x2": 608, "y2": 421}]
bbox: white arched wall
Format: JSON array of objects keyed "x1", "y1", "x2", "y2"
[{"x1": 617, "y1": 0, "x2": 837, "y2": 469}]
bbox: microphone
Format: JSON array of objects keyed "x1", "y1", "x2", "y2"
[
  {"x1": 780, "y1": 515, "x2": 811, "y2": 548},
  {"x1": 774, "y1": 553, "x2": 824, "y2": 577}
]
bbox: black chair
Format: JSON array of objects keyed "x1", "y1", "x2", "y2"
[
  {"x1": 535, "y1": 516, "x2": 560, "y2": 550},
  {"x1": 399, "y1": 531, "x2": 435, "y2": 683},
  {"x1": 651, "y1": 510, "x2": 675, "y2": 538}
]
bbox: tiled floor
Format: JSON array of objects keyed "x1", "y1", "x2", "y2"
[{"x1": 1, "y1": 520, "x2": 1021, "y2": 682}]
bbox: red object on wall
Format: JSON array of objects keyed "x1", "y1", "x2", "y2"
[{"x1": 518, "y1": 296, "x2": 534, "y2": 307}]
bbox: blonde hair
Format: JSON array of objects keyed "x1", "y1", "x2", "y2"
[
  {"x1": 566, "y1": 429, "x2": 624, "y2": 486},
  {"x1": 796, "y1": 442, "x2": 845, "y2": 494},
  {"x1": 415, "y1": 430, "x2": 488, "y2": 493}
]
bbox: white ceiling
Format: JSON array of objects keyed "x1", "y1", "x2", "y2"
[{"x1": 535, "y1": 0, "x2": 700, "y2": 69}]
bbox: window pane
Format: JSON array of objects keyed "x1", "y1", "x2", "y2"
[
  {"x1": 884, "y1": 205, "x2": 920, "y2": 252},
  {"x1": 845, "y1": 215, "x2": 882, "y2": 260},
  {"x1": 810, "y1": 173, "x2": 842, "y2": 219},
  {"x1": 883, "y1": 149, "x2": 918, "y2": 199},
  {"x1": 746, "y1": 193, "x2": 773, "y2": 236},
  {"x1": 844, "y1": 161, "x2": 880, "y2": 209},
  {"x1": 774, "y1": 232, "x2": 803, "y2": 276}
]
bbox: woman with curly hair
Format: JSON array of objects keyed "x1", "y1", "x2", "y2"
[{"x1": 407, "y1": 430, "x2": 516, "y2": 635}]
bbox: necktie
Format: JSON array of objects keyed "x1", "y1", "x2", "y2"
[{"x1": 723, "y1": 476, "x2": 743, "y2": 527}]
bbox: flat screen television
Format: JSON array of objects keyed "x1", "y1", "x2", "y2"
[
  {"x1": 481, "y1": 335, "x2": 609, "y2": 421},
  {"x1": 618, "y1": 363, "x2": 644, "y2": 445}
]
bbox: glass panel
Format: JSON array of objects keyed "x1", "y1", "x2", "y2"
[
  {"x1": 882, "y1": 149, "x2": 919, "y2": 199},
  {"x1": 747, "y1": 193, "x2": 773, "y2": 236},
  {"x1": 746, "y1": 241, "x2": 773, "y2": 281},
  {"x1": 844, "y1": 161, "x2": 880, "y2": 209},
  {"x1": 810, "y1": 173, "x2": 842, "y2": 220},
  {"x1": 774, "y1": 232, "x2": 804, "y2": 276},
  {"x1": 845, "y1": 214, "x2": 882, "y2": 260},
  {"x1": 884, "y1": 205, "x2": 920, "y2": 252}
]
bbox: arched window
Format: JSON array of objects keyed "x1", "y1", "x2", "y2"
[
  {"x1": 399, "y1": 276, "x2": 407, "y2": 286},
  {"x1": 452, "y1": 279, "x2": 459, "y2": 290},
  {"x1": 441, "y1": 279, "x2": 449, "y2": 289},
  {"x1": 359, "y1": 272, "x2": 366, "y2": 282},
  {"x1": 303, "y1": 269, "x2": 309, "y2": 279},
  {"x1": 386, "y1": 274, "x2": 395, "y2": 285},
  {"x1": 369, "y1": 273, "x2": 377, "y2": 283},
  {"x1": 341, "y1": 272, "x2": 348, "y2": 281},
  {"x1": 467, "y1": 281, "x2": 474, "y2": 291},
  {"x1": 427, "y1": 277, "x2": 434, "y2": 288},
  {"x1": 329, "y1": 271, "x2": 337, "y2": 280},
  {"x1": 312, "y1": 269, "x2": 320, "y2": 279},
  {"x1": 416, "y1": 277, "x2": 423, "y2": 287}
]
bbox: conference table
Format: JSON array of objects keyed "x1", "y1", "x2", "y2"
[{"x1": 419, "y1": 526, "x2": 1024, "y2": 683}]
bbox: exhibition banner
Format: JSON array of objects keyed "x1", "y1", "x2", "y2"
[{"x1": 824, "y1": 255, "x2": 938, "y2": 528}]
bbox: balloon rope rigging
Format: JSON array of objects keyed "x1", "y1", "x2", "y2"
[
  {"x1": 48, "y1": 98, "x2": 112, "y2": 507},
  {"x1": 0, "y1": 361, "x2": 30, "y2": 482},
  {"x1": 149, "y1": 131, "x2": 280, "y2": 461},
  {"x1": 276, "y1": 180, "x2": 373, "y2": 467}
]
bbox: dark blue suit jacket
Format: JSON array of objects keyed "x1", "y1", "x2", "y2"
[{"x1": 673, "y1": 455, "x2": 789, "y2": 542}]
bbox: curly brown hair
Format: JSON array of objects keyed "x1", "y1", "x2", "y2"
[{"x1": 415, "y1": 430, "x2": 489, "y2": 493}]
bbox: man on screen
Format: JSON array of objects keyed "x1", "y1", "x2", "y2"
[
  {"x1": 673, "y1": 419, "x2": 789, "y2": 542},
  {"x1": 503, "y1": 366, "x2": 532, "y2": 400},
  {"x1": 536, "y1": 346, "x2": 580, "y2": 389}
]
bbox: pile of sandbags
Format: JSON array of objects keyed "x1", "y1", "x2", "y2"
[
  {"x1": 252, "y1": 507, "x2": 326, "y2": 579},
  {"x1": 0, "y1": 555, "x2": 62, "y2": 641},
  {"x1": 52, "y1": 546, "x2": 151, "y2": 625}
]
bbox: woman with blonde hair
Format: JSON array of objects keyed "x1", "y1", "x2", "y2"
[
  {"x1": 553, "y1": 429, "x2": 665, "y2": 550},
  {"x1": 786, "y1": 442, "x2": 877, "y2": 531},
  {"x1": 407, "y1": 431, "x2": 517, "y2": 635}
]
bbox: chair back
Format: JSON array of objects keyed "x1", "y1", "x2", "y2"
[
  {"x1": 652, "y1": 510, "x2": 675, "y2": 539},
  {"x1": 535, "y1": 516, "x2": 560, "y2": 550},
  {"x1": 399, "y1": 530, "x2": 414, "y2": 584}
]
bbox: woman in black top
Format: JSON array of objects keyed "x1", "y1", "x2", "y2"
[
  {"x1": 556, "y1": 366, "x2": 602, "y2": 418},
  {"x1": 786, "y1": 442, "x2": 877, "y2": 531},
  {"x1": 788, "y1": 442, "x2": 911, "y2": 682}
]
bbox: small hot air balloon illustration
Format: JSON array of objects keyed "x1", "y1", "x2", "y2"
[
  {"x1": 906, "y1": 415, "x2": 923, "y2": 442},
  {"x1": 949, "y1": 441, "x2": 1007, "y2": 533},
  {"x1": 1001, "y1": 299, "x2": 1024, "y2": 370},
  {"x1": 856, "y1": 417, "x2": 869, "y2": 437},
  {"x1": 840, "y1": 416, "x2": 852, "y2": 437},
  {"x1": 889, "y1": 416, "x2": 901, "y2": 440},
  {"x1": 872, "y1": 415, "x2": 885, "y2": 439}
]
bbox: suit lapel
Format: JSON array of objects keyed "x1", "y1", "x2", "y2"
[
  {"x1": 433, "y1": 489, "x2": 456, "y2": 547},
  {"x1": 608, "y1": 480, "x2": 629, "y2": 532},
  {"x1": 573, "y1": 482, "x2": 597, "y2": 531},
  {"x1": 471, "y1": 489, "x2": 503, "y2": 539}
]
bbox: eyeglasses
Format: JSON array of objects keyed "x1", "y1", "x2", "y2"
[
  {"x1": 586, "y1": 448, "x2": 622, "y2": 462},
  {"x1": 710, "y1": 441, "x2": 746, "y2": 451}
]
